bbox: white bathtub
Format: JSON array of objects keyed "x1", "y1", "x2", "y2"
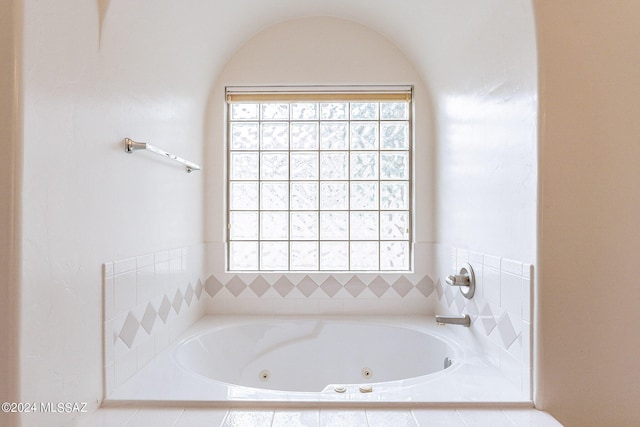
[
  {"x1": 106, "y1": 315, "x2": 528, "y2": 404},
  {"x1": 175, "y1": 319, "x2": 457, "y2": 393}
]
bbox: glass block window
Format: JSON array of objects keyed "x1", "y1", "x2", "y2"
[{"x1": 226, "y1": 87, "x2": 412, "y2": 271}]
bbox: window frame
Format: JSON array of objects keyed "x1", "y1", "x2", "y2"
[{"x1": 225, "y1": 86, "x2": 414, "y2": 273}]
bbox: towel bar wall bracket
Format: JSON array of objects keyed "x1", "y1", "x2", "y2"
[{"x1": 124, "y1": 138, "x2": 201, "y2": 173}]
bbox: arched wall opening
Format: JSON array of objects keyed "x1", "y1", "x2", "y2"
[{"x1": 204, "y1": 16, "x2": 436, "y2": 245}]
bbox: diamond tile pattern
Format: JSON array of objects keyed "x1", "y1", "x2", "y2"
[
  {"x1": 184, "y1": 284, "x2": 194, "y2": 306},
  {"x1": 172, "y1": 289, "x2": 183, "y2": 314},
  {"x1": 113, "y1": 280, "x2": 208, "y2": 357},
  {"x1": 119, "y1": 313, "x2": 139, "y2": 348},
  {"x1": 392, "y1": 276, "x2": 413, "y2": 297},
  {"x1": 344, "y1": 276, "x2": 366, "y2": 297},
  {"x1": 480, "y1": 303, "x2": 497, "y2": 335},
  {"x1": 297, "y1": 275, "x2": 319, "y2": 297},
  {"x1": 368, "y1": 276, "x2": 390, "y2": 297},
  {"x1": 320, "y1": 276, "x2": 342, "y2": 297},
  {"x1": 140, "y1": 303, "x2": 156, "y2": 334},
  {"x1": 226, "y1": 275, "x2": 247, "y2": 297},
  {"x1": 435, "y1": 278, "x2": 444, "y2": 299},
  {"x1": 497, "y1": 312, "x2": 518, "y2": 349},
  {"x1": 158, "y1": 296, "x2": 172, "y2": 324},
  {"x1": 273, "y1": 276, "x2": 294, "y2": 297},
  {"x1": 415, "y1": 275, "x2": 434, "y2": 297},
  {"x1": 249, "y1": 276, "x2": 270, "y2": 297},
  {"x1": 202, "y1": 273, "x2": 439, "y2": 301},
  {"x1": 195, "y1": 279, "x2": 203, "y2": 299},
  {"x1": 205, "y1": 275, "x2": 223, "y2": 297}
]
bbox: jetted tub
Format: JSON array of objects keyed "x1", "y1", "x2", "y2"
[
  {"x1": 175, "y1": 319, "x2": 457, "y2": 393},
  {"x1": 106, "y1": 315, "x2": 528, "y2": 404}
]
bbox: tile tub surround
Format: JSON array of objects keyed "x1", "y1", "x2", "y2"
[
  {"x1": 435, "y1": 246, "x2": 533, "y2": 398},
  {"x1": 103, "y1": 244, "x2": 207, "y2": 397},
  {"x1": 202, "y1": 242, "x2": 439, "y2": 315}
]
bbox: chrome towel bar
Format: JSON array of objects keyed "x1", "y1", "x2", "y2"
[{"x1": 124, "y1": 138, "x2": 201, "y2": 173}]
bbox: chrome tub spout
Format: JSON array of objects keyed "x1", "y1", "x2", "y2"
[{"x1": 435, "y1": 314, "x2": 471, "y2": 327}]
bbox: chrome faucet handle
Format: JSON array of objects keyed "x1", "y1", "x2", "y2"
[
  {"x1": 446, "y1": 274, "x2": 470, "y2": 286},
  {"x1": 445, "y1": 263, "x2": 475, "y2": 299}
]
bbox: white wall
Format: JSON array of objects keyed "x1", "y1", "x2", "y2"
[
  {"x1": 19, "y1": 1, "x2": 204, "y2": 425},
  {"x1": 0, "y1": 1, "x2": 21, "y2": 426},
  {"x1": 433, "y1": 1, "x2": 538, "y2": 263},
  {"x1": 535, "y1": 1, "x2": 640, "y2": 425}
]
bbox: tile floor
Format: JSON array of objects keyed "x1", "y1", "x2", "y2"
[{"x1": 75, "y1": 407, "x2": 562, "y2": 427}]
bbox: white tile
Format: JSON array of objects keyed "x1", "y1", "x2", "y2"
[
  {"x1": 502, "y1": 409, "x2": 562, "y2": 427},
  {"x1": 155, "y1": 250, "x2": 170, "y2": 263},
  {"x1": 103, "y1": 262, "x2": 114, "y2": 278},
  {"x1": 137, "y1": 253, "x2": 155, "y2": 268},
  {"x1": 484, "y1": 254, "x2": 501, "y2": 269},
  {"x1": 104, "y1": 362, "x2": 115, "y2": 396},
  {"x1": 136, "y1": 265, "x2": 156, "y2": 306},
  {"x1": 75, "y1": 408, "x2": 138, "y2": 427},
  {"x1": 319, "y1": 410, "x2": 368, "y2": 427},
  {"x1": 174, "y1": 409, "x2": 228, "y2": 427},
  {"x1": 222, "y1": 410, "x2": 273, "y2": 427},
  {"x1": 497, "y1": 311, "x2": 518, "y2": 349},
  {"x1": 457, "y1": 409, "x2": 516, "y2": 427},
  {"x1": 171, "y1": 256, "x2": 184, "y2": 280},
  {"x1": 522, "y1": 277, "x2": 532, "y2": 322},
  {"x1": 113, "y1": 315, "x2": 130, "y2": 358},
  {"x1": 170, "y1": 248, "x2": 182, "y2": 260},
  {"x1": 136, "y1": 335, "x2": 156, "y2": 369},
  {"x1": 114, "y1": 271, "x2": 137, "y2": 315},
  {"x1": 483, "y1": 266, "x2": 501, "y2": 308},
  {"x1": 501, "y1": 258, "x2": 523, "y2": 276},
  {"x1": 522, "y1": 321, "x2": 532, "y2": 366},
  {"x1": 272, "y1": 410, "x2": 320, "y2": 427},
  {"x1": 412, "y1": 409, "x2": 466, "y2": 427},
  {"x1": 154, "y1": 326, "x2": 171, "y2": 354},
  {"x1": 469, "y1": 251, "x2": 484, "y2": 264},
  {"x1": 104, "y1": 275, "x2": 114, "y2": 321},
  {"x1": 155, "y1": 261, "x2": 171, "y2": 292},
  {"x1": 456, "y1": 248, "x2": 469, "y2": 262},
  {"x1": 114, "y1": 349, "x2": 138, "y2": 388},
  {"x1": 123, "y1": 409, "x2": 183, "y2": 427},
  {"x1": 500, "y1": 272, "x2": 522, "y2": 318},
  {"x1": 449, "y1": 252, "x2": 457, "y2": 271},
  {"x1": 507, "y1": 328, "x2": 524, "y2": 361},
  {"x1": 104, "y1": 320, "x2": 114, "y2": 365},
  {"x1": 522, "y1": 362, "x2": 532, "y2": 398},
  {"x1": 500, "y1": 348, "x2": 523, "y2": 390},
  {"x1": 114, "y1": 257, "x2": 137, "y2": 274},
  {"x1": 366, "y1": 409, "x2": 417, "y2": 427}
]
